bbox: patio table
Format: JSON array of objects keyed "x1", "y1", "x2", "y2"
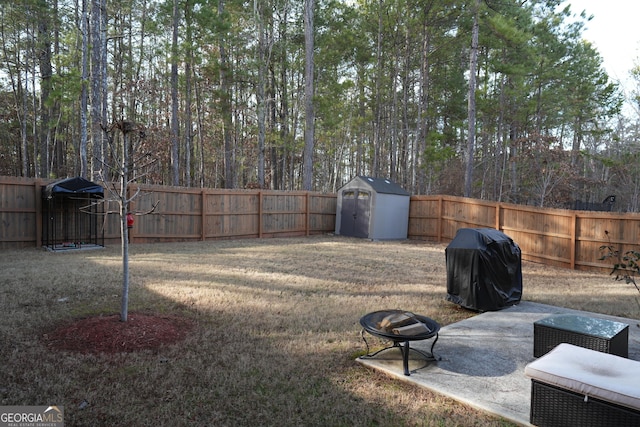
[{"x1": 533, "y1": 314, "x2": 629, "y2": 358}]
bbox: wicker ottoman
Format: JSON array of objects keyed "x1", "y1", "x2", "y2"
[
  {"x1": 533, "y1": 314, "x2": 628, "y2": 357},
  {"x1": 525, "y1": 343, "x2": 640, "y2": 427}
]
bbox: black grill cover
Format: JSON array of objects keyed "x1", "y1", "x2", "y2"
[{"x1": 445, "y1": 228, "x2": 522, "y2": 312}]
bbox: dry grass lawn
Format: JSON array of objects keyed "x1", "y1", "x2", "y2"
[{"x1": 1, "y1": 235, "x2": 638, "y2": 426}]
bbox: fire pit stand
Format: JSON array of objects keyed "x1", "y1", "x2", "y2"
[{"x1": 359, "y1": 310, "x2": 440, "y2": 376}]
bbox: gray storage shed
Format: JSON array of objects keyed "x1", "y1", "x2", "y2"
[{"x1": 335, "y1": 176, "x2": 410, "y2": 240}]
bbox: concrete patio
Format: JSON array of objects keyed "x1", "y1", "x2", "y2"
[{"x1": 355, "y1": 301, "x2": 640, "y2": 426}]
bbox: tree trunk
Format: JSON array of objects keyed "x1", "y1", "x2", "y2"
[
  {"x1": 255, "y1": 2, "x2": 266, "y2": 188},
  {"x1": 416, "y1": 20, "x2": 430, "y2": 194},
  {"x1": 100, "y1": 0, "x2": 108, "y2": 177},
  {"x1": 90, "y1": 0, "x2": 104, "y2": 181},
  {"x1": 195, "y1": 76, "x2": 205, "y2": 187},
  {"x1": 218, "y1": 0, "x2": 235, "y2": 188},
  {"x1": 302, "y1": 0, "x2": 314, "y2": 191},
  {"x1": 36, "y1": 0, "x2": 53, "y2": 178},
  {"x1": 465, "y1": 0, "x2": 480, "y2": 197},
  {"x1": 80, "y1": 0, "x2": 89, "y2": 178},
  {"x1": 120, "y1": 126, "x2": 131, "y2": 322},
  {"x1": 184, "y1": 0, "x2": 193, "y2": 187},
  {"x1": 276, "y1": 7, "x2": 290, "y2": 190},
  {"x1": 372, "y1": 0, "x2": 383, "y2": 176},
  {"x1": 19, "y1": 65, "x2": 29, "y2": 177},
  {"x1": 170, "y1": 0, "x2": 180, "y2": 186}
]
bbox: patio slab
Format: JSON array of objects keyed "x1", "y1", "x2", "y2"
[{"x1": 355, "y1": 301, "x2": 640, "y2": 426}]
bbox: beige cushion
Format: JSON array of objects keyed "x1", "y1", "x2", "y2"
[{"x1": 524, "y1": 343, "x2": 640, "y2": 411}]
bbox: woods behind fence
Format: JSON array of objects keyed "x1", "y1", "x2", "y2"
[{"x1": 2, "y1": 176, "x2": 639, "y2": 273}]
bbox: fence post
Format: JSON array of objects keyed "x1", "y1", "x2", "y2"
[
  {"x1": 437, "y1": 196, "x2": 443, "y2": 243},
  {"x1": 258, "y1": 191, "x2": 263, "y2": 238},
  {"x1": 570, "y1": 212, "x2": 577, "y2": 269},
  {"x1": 35, "y1": 180, "x2": 43, "y2": 248},
  {"x1": 305, "y1": 192, "x2": 310, "y2": 236},
  {"x1": 495, "y1": 203, "x2": 501, "y2": 231},
  {"x1": 201, "y1": 189, "x2": 206, "y2": 241}
]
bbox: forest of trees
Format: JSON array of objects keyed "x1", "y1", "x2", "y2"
[{"x1": 3, "y1": 0, "x2": 640, "y2": 211}]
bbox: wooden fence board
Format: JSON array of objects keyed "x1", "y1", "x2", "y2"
[
  {"x1": 308, "y1": 194, "x2": 336, "y2": 235},
  {"x1": 0, "y1": 178, "x2": 40, "y2": 248},
  {"x1": 407, "y1": 197, "x2": 439, "y2": 240}
]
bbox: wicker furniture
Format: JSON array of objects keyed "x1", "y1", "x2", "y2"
[
  {"x1": 533, "y1": 314, "x2": 628, "y2": 358},
  {"x1": 525, "y1": 343, "x2": 640, "y2": 427}
]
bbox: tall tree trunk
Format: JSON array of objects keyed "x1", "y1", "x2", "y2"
[
  {"x1": 390, "y1": 54, "x2": 398, "y2": 181},
  {"x1": 268, "y1": 63, "x2": 277, "y2": 189},
  {"x1": 21, "y1": 71, "x2": 29, "y2": 176},
  {"x1": 184, "y1": 0, "x2": 193, "y2": 187},
  {"x1": 496, "y1": 69, "x2": 506, "y2": 202},
  {"x1": 372, "y1": 0, "x2": 383, "y2": 176},
  {"x1": 218, "y1": 0, "x2": 235, "y2": 188},
  {"x1": 80, "y1": 0, "x2": 89, "y2": 178},
  {"x1": 170, "y1": 0, "x2": 180, "y2": 186},
  {"x1": 465, "y1": 0, "x2": 480, "y2": 197},
  {"x1": 36, "y1": 0, "x2": 53, "y2": 178},
  {"x1": 356, "y1": 65, "x2": 365, "y2": 177},
  {"x1": 100, "y1": 0, "x2": 108, "y2": 176},
  {"x1": 32, "y1": 61, "x2": 39, "y2": 176},
  {"x1": 255, "y1": 1, "x2": 266, "y2": 188},
  {"x1": 90, "y1": 0, "x2": 104, "y2": 181},
  {"x1": 303, "y1": 0, "x2": 315, "y2": 191},
  {"x1": 195, "y1": 75, "x2": 205, "y2": 187},
  {"x1": 416, "y1": 20, "x2": 430, "y2": 194},
  {"x1": 276, "y1": 7, "x2": 290, "y2": 190},
  {"x1": 79, "y1": 0, "x2": 89, "y2": 178}
]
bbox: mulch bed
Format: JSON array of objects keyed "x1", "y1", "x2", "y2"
[{"x1": 43, "y1": 313, "x2": 195, "y2": 354}]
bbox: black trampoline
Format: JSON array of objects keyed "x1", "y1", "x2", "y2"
[{"x1": 42, "y1": 177, "x2": 104, "y2": 251}]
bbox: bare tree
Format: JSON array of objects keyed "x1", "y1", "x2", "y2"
[{"x1": 91, "y1": 121, "x2": 158, "y2": 322}]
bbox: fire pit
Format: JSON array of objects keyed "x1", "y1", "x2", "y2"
[{"x1": 359, "y1": 309, "x2": 440, "y2": 376}]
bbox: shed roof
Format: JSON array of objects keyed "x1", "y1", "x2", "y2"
[
  {"x1": 43, "y1": 177, "x2": 104, "y2": 199},
  {"x1": 351, "y1": 176, "x2": 410, "y2": 196}
]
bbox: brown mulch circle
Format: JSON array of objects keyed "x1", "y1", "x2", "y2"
[{"x1": 43, "y1": 313, "x2": 195, "y2": 354}]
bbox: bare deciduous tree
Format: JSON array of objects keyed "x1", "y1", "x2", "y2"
[{"x1": 88, "y1": 121, "x2": 158, "y2": 322}]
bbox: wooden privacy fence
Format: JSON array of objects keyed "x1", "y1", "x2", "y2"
[
  {"x1": 0, "y1": 177, "x2": 336, "y2": 248},
  {"x1": 1, "y1": 176, "x2": 637, "y2": 273},
  {"x1": 408, "y1": 195, "x2": 640, "y2": 273},
  {"x1": 124, "y1": 184, "x2": 337, "y2": 244}
]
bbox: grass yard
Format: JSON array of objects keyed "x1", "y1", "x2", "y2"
[{"x1": 1, "y1": 235, "x2": 638, "y2": 426}]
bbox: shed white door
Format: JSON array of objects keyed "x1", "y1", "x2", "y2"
[{"x1": 340, "y1": 190, "x2": 370, "y2": 238}]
